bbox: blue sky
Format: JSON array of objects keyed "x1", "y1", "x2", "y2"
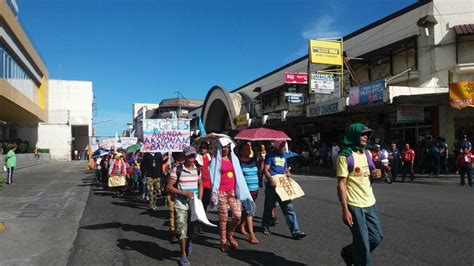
[{"x1": 17, "y1": 0, "x2": 415, "y2": 136}]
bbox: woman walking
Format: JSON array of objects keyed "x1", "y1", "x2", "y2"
[
  {"x1": 210, "y1": 138, "x2": 256, "y2": 252},
  {"x1": 238, "y1": 142, "x2": 260, "y2": 244},
  {"x1": 5, "y1": 144, "x2": 17, "y2": 184},
  {"x1": 109, "y1": 152, "x2": 127, "y2": 197}
]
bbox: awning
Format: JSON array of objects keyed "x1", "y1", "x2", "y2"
[{"x1": 453, "y1": 24, "x2": 474, "y2": 35}]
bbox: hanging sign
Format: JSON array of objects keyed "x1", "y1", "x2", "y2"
[
  {"x1": 310, "y1": 72, "x2": 335, "y2": 94},
  {"x1": 359, "y1": 80, "x2": 385, "y2": 105},
  {"x1": 397, "y1": 106, "x2": 424, "y2": 123},
  {"x1": 309, "y1": 39, "x2": 343, "y2": 66},
  {"x1": 284, "y1": 72, "x2": 308, "y2": 84},
  {"x1": 285, "y1": 93, "x2": 304, "y2": 104},
  {"x1": 449, "y1": 81, "x2": 474, "y2": 109}
]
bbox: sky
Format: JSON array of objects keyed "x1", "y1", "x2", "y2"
[{"x1": 16, "y1": 0, "x2": 415, "y2": 137}]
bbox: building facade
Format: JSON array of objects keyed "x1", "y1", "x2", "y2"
[
  {"x1": 37, "y1": 80, "x2": 93, "y2": 161},
  {"x1": 0, "y1": 0, "x2": 49, "y2": 143},
  {"x1": 201, "y1": 0, "x2": 474, "y2": 156}
]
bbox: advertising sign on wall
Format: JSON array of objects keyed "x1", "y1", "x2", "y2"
[
  {"x1": 309, "y1": 40, "x2": 343, "y2": 66},
  {"x1": 359, "y1": 80, "x2": 385, "y2": 105},
  {"x1": 285, "y1": 93, "x2": 304, "y2": 104},
  {"x1": 310, "y1": 72, "x2": 335, "y2": 94},
  {"x1": 284, "y1": 72, "x2": 308, "y2": 84},
  {"x1": 235, "y1": 113, "x2": 249, "y2": 126},
  {"x1": 307, "y1": 98, "x2": 345, "y2": 117},
  {"x1": 396, "y1": 106, "x2": 424, "y2": 123},
  {"x1": 449, "y1": 81, "x2": 474, "y2": 109},
  {"x1": 142, "y1": 119, "x2": 190, "y2": 152},
  {"x1": 348, "y1": 86, "x2": 360, "y2": 106}
]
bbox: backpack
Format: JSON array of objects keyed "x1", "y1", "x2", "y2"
[{"x1": 347, "y1": 149, "x2": 376, "y2": 173}]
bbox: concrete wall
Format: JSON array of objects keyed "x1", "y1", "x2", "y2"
[{"x1": 37, "y1": 124, "x2": 71, "y2": 161}]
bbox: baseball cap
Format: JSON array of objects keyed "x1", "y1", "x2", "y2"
[{"x1": 183, "y1": 146, "x2": 197, "y2": 156}]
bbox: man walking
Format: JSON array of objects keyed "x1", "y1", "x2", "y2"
[
  {"x1": 142, "y1": 152, "x2": 164, "y2": 210},
  {"x1": 401, "y1": 144, "x2": 416, "y2": 183},
  {"x1": 337, "y1": 123, "x2": 383, "y2": 266},
  {"x1": 167, "y1": 146, "x2": 202, "y2": 266},
  {"x1": 262, "y1": 140, "x2": 306, "y2": 240}
]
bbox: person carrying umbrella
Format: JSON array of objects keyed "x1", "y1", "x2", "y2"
[{"x1": 261, "y1": 140, "x2": 306, "y2": 240}]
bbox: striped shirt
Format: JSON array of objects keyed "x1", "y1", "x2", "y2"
[
  {"x1": 240, "y1": 160, "x2": 259, "y2": 192},
  {"x1": 170, "y1": 165, "x2": 201, "y2": 210}
]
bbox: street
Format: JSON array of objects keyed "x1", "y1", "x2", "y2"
[{"x1": 0, "y1": 162, "x2": 473, "y2": 265}]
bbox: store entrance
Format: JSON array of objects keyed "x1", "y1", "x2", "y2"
[{"x1": 391, "y1": 125, "x2": 432, "y2": 147}]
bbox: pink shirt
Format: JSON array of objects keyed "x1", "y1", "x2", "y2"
[{"x1": 219, "y1": 158, "x2": 236, "y2": 192}]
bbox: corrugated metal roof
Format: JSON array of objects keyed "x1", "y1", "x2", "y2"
[{"x1": 454, "y1": 24, "x2": 474, "y2": 35}]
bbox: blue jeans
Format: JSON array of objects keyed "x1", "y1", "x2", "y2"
[
  {"x1": 342, "y1": 205, "x2": 383, "y2": 266},
  {"x1": 262, "y1": 185, "x2": 300, "y2": 236}
]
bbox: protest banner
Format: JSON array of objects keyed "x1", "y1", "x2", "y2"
[{"x1": 142, "y1": 118, "x2": 190, "y2": 152}]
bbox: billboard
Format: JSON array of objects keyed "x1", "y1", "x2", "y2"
[
  {"x1": 449, "y1": 81, "x2": 474, "y2": 109},
  {"x1": 359, "y1": 80, "x2": 385, "y2": 105},
  {"x1": 142, "y1": 119, "x2": 190, "y2": 152},
  {"x1": 284, "y1": 72, "x2": 308, "y2": 84},
  {"x1": 310, "y1": 72, "x2": 335, "y2": 94},
  {"x1": 309, "y1": 39, "x2": 343, "y2": 66}
]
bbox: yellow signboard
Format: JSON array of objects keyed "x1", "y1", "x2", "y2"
[
  {"x1": 235, "y1": 113, "x2": 249, "y2": 126},
  {"x1": 449, "y1": 81, "x2": 474, "y2": 109},
  {"x1": 309, "y1": 39, "x2": 343, "y2": 66}
]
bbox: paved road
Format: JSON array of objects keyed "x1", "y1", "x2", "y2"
[
  {"x1": 69, "y1": 172, "x2": 474, "y2": 265},
  {"x1": 0, "y1": 163, "x2": 472, "y2": 265},
  {"x1": 0, "y1": 161, "x2": 90, "y2": 265}
]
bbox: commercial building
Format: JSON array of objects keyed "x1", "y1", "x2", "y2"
[
  {"x1": 37, "y1": 80, "x2": 94, "y2": 160},
  {"x1": 0, "y1": 0, "x2": 48, "y2": 143},
  {"x1": 201, "y1": 0, "x2": 474, "y2": 155}
]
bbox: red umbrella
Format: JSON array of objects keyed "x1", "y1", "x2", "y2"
[{"x1": 234, "y1": 127, "x2": 291, "y2": 141}]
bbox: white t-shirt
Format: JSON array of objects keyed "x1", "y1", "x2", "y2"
[{"x1": 332, "y1": 145, "x2": 340, "y2": 156}]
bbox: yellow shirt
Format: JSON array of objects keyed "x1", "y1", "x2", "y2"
[{"x1": 336, "y1": 152, "x2": 376, "y2": 208}]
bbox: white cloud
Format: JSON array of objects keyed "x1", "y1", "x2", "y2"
[
  {"x1": 302, "y1": 15, "x2": 342, "y2": 40},
  {"x1": 285, "y1": 12, "x2": 342, "y2": 61}
]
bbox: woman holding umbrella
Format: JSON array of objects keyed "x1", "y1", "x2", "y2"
[{"x1": 210, "y1": 138, "x2": 256, "y2": 252}]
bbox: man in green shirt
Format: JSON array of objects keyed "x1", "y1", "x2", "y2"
[{"x1": 5, "y1": 144, "x2": 17, "y2": 184}]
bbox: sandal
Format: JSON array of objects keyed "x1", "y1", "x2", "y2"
[
  {"x1": 227, "y1": 235, "x2": 238, "y2": 249},
  {"x1": 249, "y1": 237, "x2": 259, "y2": 245},
  {"x1": 220, "y1": 243, "x2": 228, "y2": 252}
]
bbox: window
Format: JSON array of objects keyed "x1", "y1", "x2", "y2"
[
  {"x1": 0, "y1": 46, "x2": 38, "y2": 102},
  {"x1": 457, "y1": 35, "x2": 474, "y2": 64}
]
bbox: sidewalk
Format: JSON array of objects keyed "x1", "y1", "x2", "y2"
[
  {"x1": 291, "y1": 165, "x2": 460, "y2": 186},
  {"x1": 0, "y1": 161, "x2": 91, "y2": 265}
]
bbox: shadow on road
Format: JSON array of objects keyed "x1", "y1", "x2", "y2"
[
  {"x1": 117, "y1": 239, "x2": 179, "y2": 262},
  {"x1": 228, "y1": 249, "x2": 306, "y2": 265}
]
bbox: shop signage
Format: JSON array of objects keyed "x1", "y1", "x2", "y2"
[
  {"x1": 348, "y1": 86, "x2": 360, "y2": 106},
  {"x1": 397, "y1": 106, "x2": 424, "y2": 123},
  {"x1": 309, "y1": 39, "x2": 343, "y2": 66},
  {"x1": 310, "y1": 72, "x2": 335, "y2": 94},
  {"x1": 449, "y1": 81, "x2": 474, "y2": 109},
  {"x1": 285, "y1": 93, "x2": 303, "y2": 104},
  {"x1": 142, "y1": 119, "x2": 190, "y2": 152},
  {"x1": 284, "y1": 72, "x2": 308, "y2": 84},
  {"x1": 359, "y1": 80, "x2": 385, "y2": 105},
  {"x1": 307, "y1": 98, "x2": 345, "y2": 117},
  {"x1": 235, "y1": 113, "x2": 249, "y2": 126}
]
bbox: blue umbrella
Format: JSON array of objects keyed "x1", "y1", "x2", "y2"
[
  {"x1": 92, "y1": 149, "x2": 109, "y2": 158},
  {"x1": 283, "y1": 151, "x2": 300, "y2": 159}
]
